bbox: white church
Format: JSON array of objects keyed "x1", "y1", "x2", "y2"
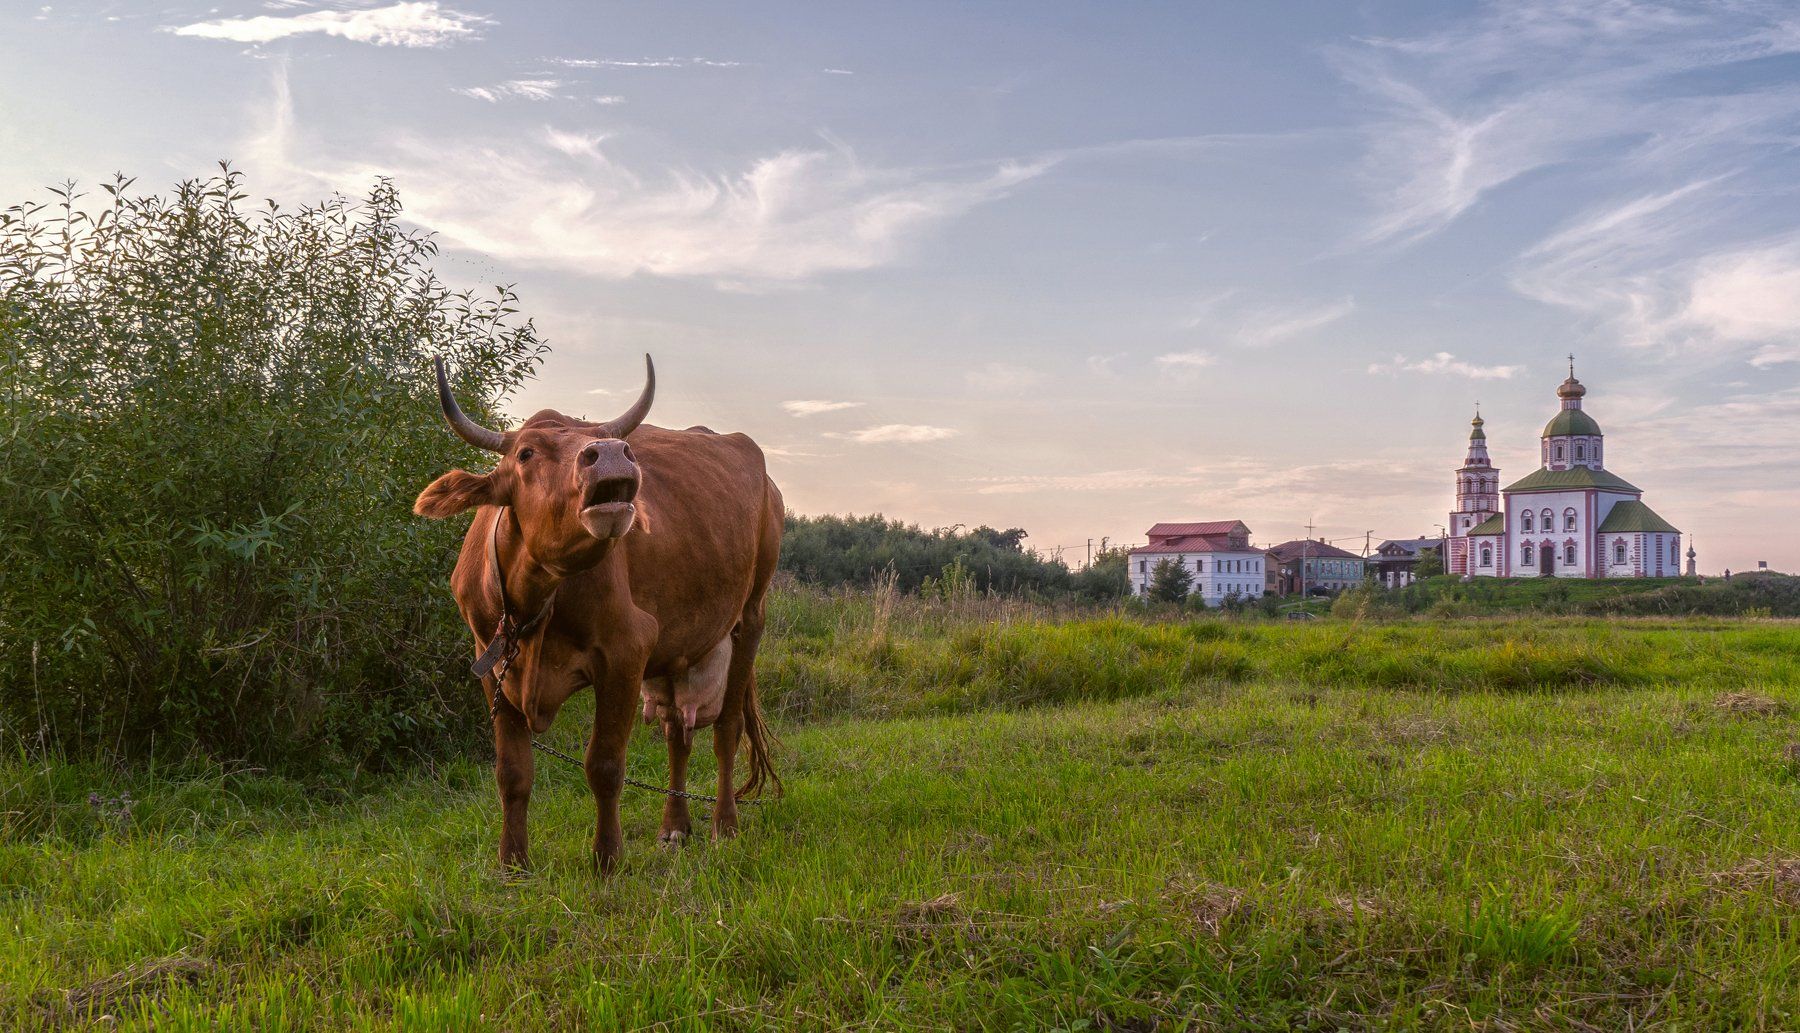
[{"x1": 1446, "y1": 362, "x2": 1686, "y2": 579}]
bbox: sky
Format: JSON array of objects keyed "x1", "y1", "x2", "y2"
[{"x1": 5, "y1": 0, "x2": 1799, "y2": 573}]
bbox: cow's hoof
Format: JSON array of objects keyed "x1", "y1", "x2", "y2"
[
  {"x1": 711, "y1": 822, "x2": 739, "y2": 842},
  {"x1": 658, "y1": 829, "x2": 689, "y2": 849}
]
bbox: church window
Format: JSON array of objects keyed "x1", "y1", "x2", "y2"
[
  {"x1": 1555, "y1": 444, "x2": 1565, "y2": 461},
  {"x1": 1613, "y1": 541, "x2": 1625, "y2": 565},
  {"x1": 1542, "y1": 509, "x2": 1553, "y2": 528},
  {"x1": 1575, "y1": 444, "x2": 1585, "y2": 461},
  {"x1": 1480, "y1": 545, "x2": 1492, "y2": 567},
  {"x1": 1565, "y1": 544, "x2": 1576, "y2": 565},
  {"x1": 1522, "y1": 543, "x2": 1535, "y2": 566},
  {"x1": 1564, "y1": 509, "x2": 1577, "y2": 531},
  {"x1": 1523, "y1": 512, "x2": 1534, "y2": 532},
  {"x1": 1671, "y1": 541, "x2": 1679, "y2": 565}
]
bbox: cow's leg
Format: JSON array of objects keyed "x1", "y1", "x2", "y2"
[
  {"x1": 585, "y1": 669, "x2": 642, "y2": 876},
  {"x1": 658, "y1": 717, "x2": 693, "y2": 847},
  {"x1": 492, "y1": 686, "x2": 535, "y2": 870},
  {"x1": 711, "y1": 617, "x2": 764, "y2": 840}
]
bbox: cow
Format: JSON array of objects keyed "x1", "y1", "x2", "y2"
[{"x1": 413, "y1": 356, "x2": 781, "y2": 873}]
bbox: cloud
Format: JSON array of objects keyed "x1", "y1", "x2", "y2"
[
  {"x1": 1240, "y1": 296, "x2": 1354, "y2": 346},
  {"x1": 547, "y1": 56, "x2": 744, "y2": 69},
  {"x1": 169, "y1": 2, "x2": 488, "y2": 47},
  {"x1": 965, "y1": 468, "x2": 1205, "y2": 496},
  {"x1": 248, "y1": 71, "x2": 1052, "y2": 284},
  {"x1": 823, "y1": 68, "x2": 855, "y2": 76},
  {"x1": 1367, "y1": 351, "x2": 1522, "y2": 379},
  {"x1": 965, "y1": 362, "x2": 1045, "y2": 392},
  {"x1": 456, "y1": 79, "x2": 565, "y2": 103},
  {"x1": 825, "y1": 424, "x2": 959, "y2": 444},
  {"x1": 1154, "y1": 350, "x2": 1216, "y2": 370},
  {"x1": 781, "y1": 399, "x2": 864, "y2": 417},
  {"x1": 1339, "y1": 1, "x2": 1800, "y2": 249}
]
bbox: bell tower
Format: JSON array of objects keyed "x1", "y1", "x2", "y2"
[{"x1": 1448, "y1": 408, "x2": 1500, "y2": 575}]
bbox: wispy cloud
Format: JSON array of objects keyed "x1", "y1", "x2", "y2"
[
  {"x1": 547, "y1": 56, "x2": 744, "y2": 70},
  {"x1": 782, "y1": 400, "x2": 864, "y2": 417},
  {"x1": 1240, "y1": 296, "x2": 1354, "y2": 346},
  {"x1": 1367, "y1": 351, "x2": 1522, "y2": 379},
  {"x1": 456, "y1": 79, "x2": 565, "y2": 103},
  {"x1": 1154, "y1": 350, "x2": 1216, "y2": 370},
  {"x1": 966, "y1": 468, "x2": 1205, "y2": 496},
  {"x1": 965, "y1": 362, "x2": 1044, "y2": 392},
  {"x1": 825, "y1": 424, "x2": 959, "y2": 444},
  {"x1": 1340, "y1": 1, "x2": 1800, "y2": 249},
  {"x1": 248, "y1": 70, "x2": 1052, "y2": 284},
  {"x1": 169, "y1": 1, "x2": 488, "y2": 47}
]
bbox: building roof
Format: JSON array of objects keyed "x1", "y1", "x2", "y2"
[
  {"x1": 1503, "y1": 466, "x2": 1640, "y2": 494},
  {"x1": 1468, "y1": 513, "x2": 1506, "y2": 536},
  {"x1": 1542, "y1": 408, "x2": 1603, "y2": 438},
  {"x1": 1267, "y1": 539, "x2": 1363, "y2": 562},
  {"x1": 1145, "y1": 520, "x2": 1248, "y2": 539},
  {"x1": 1377, "y1": 537, "x2": 1443, "y2": 558},
  {"x1": 1596, "y1": 500, "x2": 1680, "y2": 534},
  {"x1": 1129, "y1": 535, "x2": 1259, "y2": 555}
]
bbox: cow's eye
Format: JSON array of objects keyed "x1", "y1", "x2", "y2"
[{"x1": 517, "y1": 447, "x2": 535, "y2": 462}]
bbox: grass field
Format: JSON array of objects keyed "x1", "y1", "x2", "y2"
[{"x1": 5, "y1": 605, "x2": 1800, "y2": 1030}]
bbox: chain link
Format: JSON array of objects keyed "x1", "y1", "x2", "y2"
[{"x1": 489, "y1": 687, "x2": 752, "y2": 805}]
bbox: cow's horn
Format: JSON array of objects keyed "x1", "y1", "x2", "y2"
[
  {"x1": 434, "y1": 357, "x2": 506, "y2": 453},
  {"x1": 599, "y1": 354, "x2": 655, "y2": 438}
]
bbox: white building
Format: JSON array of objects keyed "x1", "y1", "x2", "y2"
[
  {"x1": 1449, "y1": 363, "x2": 1682, "y2": 579},
  {"x1": 1128, "y1": 520, "x2": 1266, "y2": 604}
]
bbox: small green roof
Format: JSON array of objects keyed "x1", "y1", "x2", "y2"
[
  {"x1": 1468, "y1": 513, "x2": 1506, "y2": 536},
  {"x1": 1597, "y1": 500, "x2": 1680, "y2": 534},
  {"x1": 1542, "y1": 408, "x2": 1603, "y2": 438},
  {"x1": 1503, "y1": 466, "x2": 1640, "y2": 494}
]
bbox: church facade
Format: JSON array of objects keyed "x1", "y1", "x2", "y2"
[{"x1": 1446, "y1": 364, "x2": 1682, "y2": 579}]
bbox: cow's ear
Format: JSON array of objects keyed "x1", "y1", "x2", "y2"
[{"x1": 414, "y1": 469, "x2": 501, "y2": 518}]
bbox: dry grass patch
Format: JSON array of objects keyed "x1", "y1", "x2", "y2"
[
  {"x1": 43, "y1": 955, "x2": 216, "y2": 1023},
  {"x1": 1711, "y1": 857, "x2": 1800, "y2": 907},
  {"x1": 1712, "y1": 691, "x2": 1787, "y2": 716}
]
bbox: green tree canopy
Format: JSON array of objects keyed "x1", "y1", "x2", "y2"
[{"x1": 0, "y1": 167, "x2": 542, "y2": 769}]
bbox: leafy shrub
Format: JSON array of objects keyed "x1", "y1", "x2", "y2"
[{"x1": 0, "y1": 168, "x2": 542, "y2": 770}]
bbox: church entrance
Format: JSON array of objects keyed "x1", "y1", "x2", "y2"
[{"x1": 1541, "y1": 541, "x2": 1555, "y2": 577}]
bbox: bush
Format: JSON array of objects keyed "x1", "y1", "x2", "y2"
[
  {"x1": 779, "y1": 513, "x2": 1077, "y2": 596},
  {"x1": 0, "y1": 167, "x2": 543, "y2": 770}
]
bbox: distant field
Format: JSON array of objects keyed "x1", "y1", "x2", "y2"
[{"x1": 5, "y1": 609, "x2": 1799, "y2": 1030}]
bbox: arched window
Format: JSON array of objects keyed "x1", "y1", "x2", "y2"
[
  {"x1": 1671, "y1": 541, "x2": 1679, "y2": 565},
  {"x1": 1542, "y1": 509, "x2": 1554, "y2": 529},
  {"x1": 1575, "y1": 444, "x2": 1585, "y2": 461},
  {"x1": 1613, "y1": 541, "x2": 1626, "y2": 565},
  {"x1": 1480, "y1": 544, "x2": 1492, "y2": 567},
  {"x1": 1564, "y1": 509, "x2": 1577, "y2": 532},
  {"x1": 1523, "y1": 512, "x2": 1534, "y2": 532},
  {"x1": 1522, "y1": 543, "x2": 1535, "y2": 566},
  {"x1": 1565, "y1": 544, "x2": 1576, "y2": 565},
  {"x1": 1555, "y1": 444, "x2": 1565, "y2": 461}
]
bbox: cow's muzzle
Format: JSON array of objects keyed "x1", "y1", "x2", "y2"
[{"x1": 576, "y1": 439, "x2": 641, "y2": 540}]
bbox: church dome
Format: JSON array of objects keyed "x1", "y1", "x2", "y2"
[
  {"x1": 1543, "y1": 408, "x2": 1602, "y2": 437},
  {"x1": 1469, "y1": 413, "x2": 1486, "y2": 440},
  {"x1": 1556, "y1": 374, "x2": 1586, "y2": 400}
]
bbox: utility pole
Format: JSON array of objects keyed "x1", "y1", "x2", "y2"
[
  {"x1": 1301, "y1": 519, "x2": 1315, "y2": 600},
  {"x1": 1086, "y1": 538, "x2": 1094, "y2": 568}
]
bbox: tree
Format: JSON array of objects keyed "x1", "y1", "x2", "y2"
[
  {"x1": 1147, "y1": 558, "x2": 1193, "y2": 603},
  {"x1": 0, "y1": 166, "x2": 543, "y2": 769},
  {"x1": 1415, "y1": 548, "x2": 1445, "y2": 580},
  {"x1": 1071, "y1": 546, "x2": 1130, "y2": 602}
]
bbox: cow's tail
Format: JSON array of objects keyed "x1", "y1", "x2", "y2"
[{"x1": 736, "y1": 670, "x2": 782, "y2": 800}]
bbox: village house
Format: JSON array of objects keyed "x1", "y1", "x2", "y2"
[
  {"x1": 1128, "y1": 520, "x2": 1266, "y2": 604},
  {"x1": 1268, "y1": 539, "x2": 1366, "y2": 595},
  {"x1": 1372, "y1": 537, "x2": 1444, "y2": 588}
]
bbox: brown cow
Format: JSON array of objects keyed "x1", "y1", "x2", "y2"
[{"x1": 413, "y1": 356, "x2": 781, "y2": 873}]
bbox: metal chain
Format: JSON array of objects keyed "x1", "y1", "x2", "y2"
[{"x1": 489, "y1": 688, "x2": 753, "y2": 805}]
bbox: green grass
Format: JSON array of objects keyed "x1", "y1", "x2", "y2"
[{"x1": 5, "y1": 612, "x2": 1800, "y2": 1030}]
